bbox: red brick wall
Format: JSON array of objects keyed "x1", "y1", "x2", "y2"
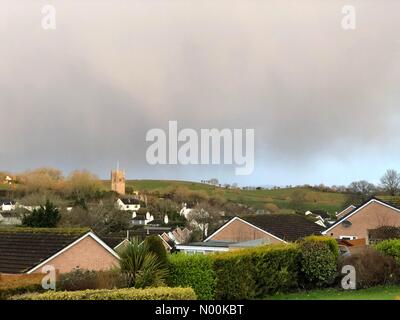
[
  {"x1": 208, "y1": 219, "x2": 283, "y2": 244},
  {"x1": 32, "y1": 236, "x2": 119, "y2": 274}
]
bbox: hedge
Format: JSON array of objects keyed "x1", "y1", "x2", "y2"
[
  {"x1": 168, "y1": 254, "x2": 216, "y2": 300},
  {"x1": 13, "y1": 287, "x2": 196, "y2": 300},
  {"x1": 0, "y1": 274, "x2": 43, "y2": 300},
  {"x1": 168, "y1": 236, "x2": 340, "y2": 299},
  {"x1": 375, "y1": 239, "x2": 400, "y2": 263}
]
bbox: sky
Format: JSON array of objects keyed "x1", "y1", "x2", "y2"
[{"x1": 1, "y1": 0, "x2": 400, "y2": 186}]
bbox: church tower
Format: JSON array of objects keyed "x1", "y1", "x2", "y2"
[{"x1": 111, "y1": 164, "x2": 125, "y2": 195}]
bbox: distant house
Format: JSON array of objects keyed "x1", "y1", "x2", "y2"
[
  {"x1": 336, "y1": 205, "x2": 356, "y2": 219},
  {"x1": 0, "y1": 200, "x2": 16, "y2": 211},
  {"x1": 177, "y1": 214, "x2": 324, "y2": 254},
  {"x1": 0, "y1": 228, "x2": 119, "y2": 274},
  {"x1": 132, "y1": 211, "x2": 154, "y2": 225},
  {"x1": 322, "y1": 198, "x2": 400, "y2": 243},
  {"x1": 117, "y1": 198, "x2": 141, "y2": 212},
  {"x1": 0, "y1": 211, "x2": 22, "y2": 225},
  {"x1": 304, "y1": 210, "x2": 333, "y2": 227}
]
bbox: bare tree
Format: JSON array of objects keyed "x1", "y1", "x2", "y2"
[
  {"x1": 380, "y1": 169, "x2": 400, "y2": 196},
  {"x1": 348, "y1": 180, "x2": 376, "y2": 200}
]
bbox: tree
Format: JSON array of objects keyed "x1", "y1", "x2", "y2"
[
  {"x1": 187, "y1": 202, "x2": 222, "y2": 241},
  {"x1": 144, "y1": 235, "x2": 168, "y2": 266},
  {"x1": 64, "y1": 170, "x2": 103, "y2": 201},
  {"x1": 381, "y1": 169, "x2": 400, "y2": 196},
  {"x1": 22, "y1": 200, "x2": 60, "y2": 227},
  {"x1": 348, "y1": 180, "x2": 376, "y2": 200},
  {"x1": 118, "y1": 238, "x2": 168, "y2": 288}
]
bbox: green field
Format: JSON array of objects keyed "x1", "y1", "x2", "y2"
[
  {"x1": 265, "y1": 285, "x2": 400, "y2": 300},
  {"x1": 104, "y1": 179, "x2": 351, "y2": 213}
]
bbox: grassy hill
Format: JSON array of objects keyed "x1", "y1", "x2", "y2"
[{"x1": 107, "y1": 179, "x2": 351, "y2": 214}]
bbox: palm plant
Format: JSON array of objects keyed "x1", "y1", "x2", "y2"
[{"x1": 118, "y1": 237, "x2": 168, "y2": 288}]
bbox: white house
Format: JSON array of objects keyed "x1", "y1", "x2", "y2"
[
  {"x1": 132, "y1": 211, "x2": 154, "y2": 225},
  {"x1": 1, "y1": 200, "x2": 16, "y2": 211},
  {"x1": 180, "y1": 203, "x2": 194, "y2": 219},
  {"x1": 117, "y1": 198, "x2": 141, "y2": 212}
]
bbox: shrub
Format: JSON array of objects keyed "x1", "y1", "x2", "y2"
[
  {"x1": 375, "y1": 239, "x2": 400, "y2": 263},
  {"x1": 302, "y1": 236, "x2": 339, "y2": 259},
  {"x1": 13, "y1": 287, "x2": 196, "y2": 300},
  {"x1": 0, "y1": 274, "x2": 43, "y2": 300},
  {"x1": 213, "y1": 250, "x2": 256, "y2": 300},
  {"x1": 58, "y1": 269, "x2": 127, "y2": 291},
  {"x1": 119, "y1": 238, "x2": 168, "y2": 288},
  {"x1": 250, "y1": 244, "x2": 300, "y2": 296},
  {"x1": 338, "y1": 247, "x2": 400, "y2": 289},
  {"x1": 213, "y1": 244, "x2": 300, "y2": 299},
  {"x1": 144, "y1": 235, "x2": 168, "y2": 266},
  {"x1": 298, "y1": 238, "x2": 337, "y2": 287},
  {"x1": 168, "y1": 253, "x2": 216, "y2": 300},
  {"x1": 22, "y1": 200, "x2": 60, "y2": 227}
]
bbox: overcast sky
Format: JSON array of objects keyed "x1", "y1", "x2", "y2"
[{"x1": 1, "y1": 0, "x2": 400, "y2": 186}]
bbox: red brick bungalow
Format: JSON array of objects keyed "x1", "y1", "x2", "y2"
[{"x1": 0, "y1": 228, "x2": 119, "y2": 275}]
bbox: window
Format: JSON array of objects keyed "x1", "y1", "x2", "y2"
[{"x1": 340, "y1": 236, "x2": 357, "y2": 240}]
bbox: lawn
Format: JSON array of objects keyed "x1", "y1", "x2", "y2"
[{"x1": 265, "y1": 286, "x2": 400, "y2": 300}]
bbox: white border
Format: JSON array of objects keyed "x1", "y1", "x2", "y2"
[
  {"x1": 323, "y1": 199, "x2": 400, "y2": 235},
  {"x1": 27, "y1": 231, "x2": 120, "y2": 274},
  {"x1": 204, "y1": 216, "x2": 286, "y2": 243}
]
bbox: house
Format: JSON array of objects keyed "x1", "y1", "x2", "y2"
[
  {"x1": 0, "y1": 228, "x2": 119, "y2": 275},
  {"x1": 0, "y1": 211, "x2": 22, "y2": 225},
  {"x1": 336, "y1": 204, "x2": 356, "y2": 219},
  {"x1": 117, "y1": 198, "x2": 141, "y2": 212},
  {"x1": 177, "y1": 214, "x2": 324, "y2": 254},
  {"x1": 179, "y1": 203, "x2": 194, "y2": 219},
  {"x1": 304, "y1": 210, "x2": 334, "y2": 227},
  {"x1": 0, "y1": 200, "x2": 16, "y2": 211},
  {"x1": 132, "y1": 211, "x2": 154, "y2": 225},
  {"x1": 322, "y1": 198, "x2": 400, "y2": 243}
]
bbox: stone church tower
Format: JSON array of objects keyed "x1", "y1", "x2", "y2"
[{"x1": 111, "y1": 167, "x2": 125, "y2": 195}]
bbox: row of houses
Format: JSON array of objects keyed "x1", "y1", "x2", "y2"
[
  {"x1": 177, "y1": 197, "x2": 400, "y2": 253},
  {"x1": 3, "y1": 197, "x2": 400, "y2": 276}
]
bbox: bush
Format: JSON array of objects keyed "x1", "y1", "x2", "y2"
[
  {"x1": 13, "y1": 287, "x2": 196, "y2": 300},
  {"x1": 339, "y1": 247, "x2": 400, "y2": 289},
  {"x1": 298, "y1": 239, "x2": 337, "y2": 287},
  {"x1": 213, "y1": 250, "x2": 256, "y2": 300},
  {"x1": 0, "y1": 274, "x2": 43, "y2": 300},
  {"x1": 144, "y1": 235, "x2": 168, "y2": 266},
  {"x1": 213, "y1": 244, "x2": 300, "y2": 299},
  {"x1": 302, "y1": 236, "x2": 339, "y2": 259},
  {"x1": 58, "y1": 269, "x2": 127, "y2": 291},
  {"x1": 168, "y1": 253, "x2": 216, "y2": 300},
  {"x1": 22, "y1": 200, "x2": 60, "y2": 227},
  {"x1": 119, "y1": 238, "x2": 168, "y2": 288},
  {"x1": 375, "y1": 239, "x2": 400, "y2": 263}
]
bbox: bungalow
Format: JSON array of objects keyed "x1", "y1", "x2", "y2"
[
  {"x1": 0, "y1": 228, "x2": 119, "y2": 275},
  {"x1": 322, "y1": 198, "x2": 400, "y2": 243},
  {"x1": 177, "y1": 214, "x2": 324, "y2": 254}
]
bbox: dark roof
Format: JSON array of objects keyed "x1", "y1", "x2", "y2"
[
  {"x1": 101, "y1": 236, "x2": 127, "y2": 249},
  {"x1": 119, "y1": 198, "x2": 141, "y2": 205},
  {"x1": 240, "y1": 214, "x2": 325, "y2": 242},
  {"x1": 0, "y1": 228, "x2": 89, "y2": 274},
  {"x1": 0, "y1": 199, "x2": 16, "y2": 205}
]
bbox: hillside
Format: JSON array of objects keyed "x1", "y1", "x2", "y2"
[{"x1": 111, "y1": 180, "x2": 351, "y2": 214}]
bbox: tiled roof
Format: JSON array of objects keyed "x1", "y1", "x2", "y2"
[
  {"x1": 0, "y1": 228, "x2": 89, "y2": 274},
  {"x1": 241, "y1": 214, "x2": 325, "y2": 242}
]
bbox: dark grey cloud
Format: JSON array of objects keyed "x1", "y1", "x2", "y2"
[{"x1": 1, "y1": 0, "x2": 400, "y2": 185}]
